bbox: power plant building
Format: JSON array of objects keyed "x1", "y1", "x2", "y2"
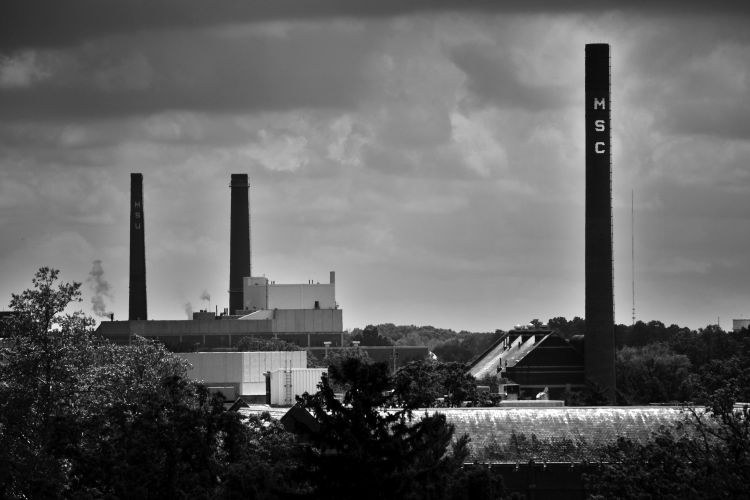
[
  {"x1": 468, "y1": 328, "x2": 585, "y2": 399},
  {"x1": 98, "y1": 173, "x2": 345, "y2": 349}
]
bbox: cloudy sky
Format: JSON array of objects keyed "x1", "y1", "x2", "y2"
[{"x1": 1, "y1": 1, "x2": 749, "y2": 332}]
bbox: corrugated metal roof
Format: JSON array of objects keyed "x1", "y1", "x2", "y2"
[
  {"x1": 433, "y1": 406, "x2": 689, "y2": 462},
  {"x1": 272, "y1": 405, "x2": 693, "y2": 462}
]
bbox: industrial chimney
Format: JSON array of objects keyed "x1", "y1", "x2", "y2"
[
  {"x1": 584, "y1": 43, "x2": 616, "y2": 403},
  {"x1": 129, "y1": 173, "x2": 147, "y2": 320},
  {"x1": 229, "y1": 174, "x2": 251, "y2": 315}
]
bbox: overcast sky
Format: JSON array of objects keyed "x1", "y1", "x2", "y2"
[{"x1": 1, "y1": 1, "x2": 749, "y2": 332}]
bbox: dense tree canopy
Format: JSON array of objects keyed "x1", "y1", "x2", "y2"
[
  {"x1": 296, "y1": 358, "x2": 487, "y2": 499},
  {"x1": 236, "y1": 335, "x2": 303, "y2": 351},
  {"x1": 586, "y1": 399, "x2": 750, "y2": 499},
  {"x1": 393, "y1": 360, "x2": 479, "y2": 408},
  {"x1": 616, "y1": 343, "x2": 695, "y2": 404},
  {"x1": 0, "y1": 268, "x2": 294, "y2": 499}
]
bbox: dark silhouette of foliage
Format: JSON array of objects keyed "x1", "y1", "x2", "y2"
[
  {"x1": 236, "y1": 335, "x2": 303, "y2": 351},
  {"x1": 297, "y1": 358, "x2": 471, "y2": 499},
  {"x1": 586, "y1": 398, "x2": 750, "y2": 499},
  {"x1": 350, "y1": 324, "x2": 393, "y2": 346},
  {"x1": 393, "y1": 360, "x2": 478, "y2": 407},
  {"x1": 393, "y1": 359, "x2": 445, "y2": 407},
  {"x1": 547, "y1": 316, "x2": 585, "y2": 339},
  {"x1": 445, "y1": 464, "x2": 506, "y2": 500},
  {"x1": 348, "y1": 324, "x2": 502, "y2": 363},
  {"x1": 616, "y1": 343, "x2": 695, "y2": 404},
  {"x1": 0, "y1": 268, "x2": 303, "y2": 499}
]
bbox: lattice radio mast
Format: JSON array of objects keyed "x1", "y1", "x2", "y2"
[{"x1": 632, "y1": 189, "x2": 636, "y2": 326}]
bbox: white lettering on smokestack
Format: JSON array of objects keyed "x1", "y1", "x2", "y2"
[{"x1": 594, "y1": 97, "x2": 606, "y2": 110}]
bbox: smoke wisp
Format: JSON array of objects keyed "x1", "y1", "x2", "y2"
[{"x1": 87, "y1": 259, "x2": 113, "y2": 318}]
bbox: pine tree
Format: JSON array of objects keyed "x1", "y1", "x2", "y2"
[{"x1": 297, "y1": 358, "x2": 469, "y2": 500}]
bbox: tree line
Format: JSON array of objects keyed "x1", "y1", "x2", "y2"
[
  {"x1": 0, "y1": 268, "x2": 504, "y2": 499},
  {"x1": 2, "y1": 268, "x2": 748, "y2": 498}
]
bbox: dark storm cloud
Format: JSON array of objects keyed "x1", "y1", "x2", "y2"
[
  {"x1": 664, "y1": 102, "x2": 750, "y2": 140},
  {"x1": 622, "y1": 17, "x2": 750, "y2": 139},
  {"x1": 0, "y1": 29, "x2": 373, "y2": 119},
  {"x1": 448, "y1": 42, "x2": 572, "y2": 111},
  {"x1": 3, "y1": 0, "x2": 750, "y2": 51}
]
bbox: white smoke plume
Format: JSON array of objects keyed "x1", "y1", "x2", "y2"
[
  {"x1": 87, "y1": 259, "x2": 113, "y2": 318},
  {"x1": 200, "y1": 290, "x2": 210, "y2": 302},
  {"x1": 184, "y1": 302, "x2": 193, "y2": 319}
]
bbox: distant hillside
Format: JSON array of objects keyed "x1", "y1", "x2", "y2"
[{"x1": 348, "y1": 323, "x2": 504, "y2": 364}]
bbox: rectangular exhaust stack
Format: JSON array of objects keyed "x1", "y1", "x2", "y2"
[
  {"x1": 129, "y1": 173, "x2": 147, "y2": 320},
  {"x1": 585, "y1": 43, "x2": 616, "y2": 403},
  {"x1": 229, "y1": 174, "x2": 251, "y2": 315}
]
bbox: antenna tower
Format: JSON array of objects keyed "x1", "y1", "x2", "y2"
[{"x1": 632, "y1": 189, "x2": 636, "y2": 326}]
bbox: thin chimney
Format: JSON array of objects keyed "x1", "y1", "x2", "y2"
[
  {"x1": 229, "y1": 174, "x2": 251, "y2": 315},
  {"x1": 584, "y1": 43, "x2": 616, "y2": 403},
  {"x1": 129, "y1": 173, "x2": 147, "y2": 320}
]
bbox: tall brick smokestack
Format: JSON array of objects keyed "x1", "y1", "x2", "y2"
[
  {"x1": 129, "y1": 173, "x2": 147, "y2": 320},
  {"x1": 229, "y1": 174, "x2": 250, "y2": 315},
  {"x1": 585, "y1": 43, "x2": 616, "y2": 403}
]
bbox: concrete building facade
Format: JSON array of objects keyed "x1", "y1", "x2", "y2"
[{"x1": 243, "y1": 273, "x2": 336, "y2": 312}]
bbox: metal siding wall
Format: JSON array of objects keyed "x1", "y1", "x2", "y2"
[
  {"x1": 241, "y1": 382, "x2": 266, "y2": 396},
  {"x1": 243, "y1": 279, "x2": 267, "y2": 310},
  {"x1": 267, "y1": 284, "x2": 335, "y2": 309},
  {"x1": 304, "y1": 310, "x2": 313, "y2": 332},
  {"x1": 313, "y1": 310, "x2": 323, "y2": 331},
  {"x1": 269, "y1": 368, "x2": 326, "y2": 405},
  {"x1": 333, "y1": 310, "x2": 342, "y2": 331}
]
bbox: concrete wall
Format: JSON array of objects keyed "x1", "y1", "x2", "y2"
[
  {"x1": 268, "y1": 284, "x2": 335, "y2": 310},
  {"x1": 243, "y1": 277, "x2": 269, "y2": 310},
  {"x1": 272, "y1": 309, "x2": 343, "y2": 333},
  {"x1": 179, "y1": 351, "x2": 307, "y2": 396},
  {"x1": 96, "y1": 318, "x2": 344, "y2": 349},
  {"x1": 243, "y1": 279, "x2": 336, "y2": 311}
]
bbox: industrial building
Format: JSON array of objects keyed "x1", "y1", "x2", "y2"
[
  {"x1": 468, "y1": 327, "x2": 585, "y2": 400},
  {"x1": 101, "y1": 43, "x2": 618, "y2": 405},
  {"x1": 463, "y1": 44, "x2": 617, "y2": 402},
  {"x1": 177, "y1": 350, "x2": 326, "y2": 404},
  {"x1": 98, "y1": 173, "x2": 346, "y2": 349},
  {"x1": 96, "y1": 172, "x2": 427, "y2": 375},
  {"x1": 280, "y1": 402, "x2": 689, "y2": 498}
]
